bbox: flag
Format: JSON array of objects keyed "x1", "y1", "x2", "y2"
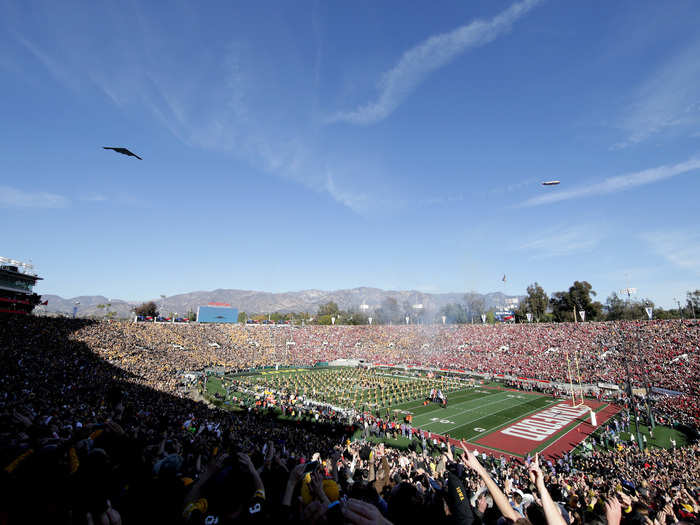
[{"x1": 502, "y1": 274, "x2": 506, "y2": 282}]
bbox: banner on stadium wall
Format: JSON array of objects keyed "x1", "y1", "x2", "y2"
[
  {"x1": 597, "y1": 382, "x2": 619, "y2": 391},
  {"x1": 494, "y1": 311, "x2": 515, "y2": 322}
]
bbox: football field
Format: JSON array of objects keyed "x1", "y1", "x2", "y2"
[
  {"x1": 390, "y1": 387, "x2": 617, "y2": 459},
  {"x1": 215, "y1": 368, "x2": 618, "y2": 459}
]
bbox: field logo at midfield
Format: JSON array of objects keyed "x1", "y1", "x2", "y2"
[{"x1": 500, "y1": 403, "x2": 590, "y2": 442}]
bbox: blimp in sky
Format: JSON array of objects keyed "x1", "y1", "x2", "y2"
[{"x1": 541, "y1": 180, "x2": 561, "y2": 186}]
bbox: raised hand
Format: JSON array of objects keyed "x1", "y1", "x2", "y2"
[
  {"x1": 604, "y1": 497, "x2": 622, "y2": 525},
  {"x1": 461, "y1": 445, "x2": 483, "y2": 472},
  {"x1": 238, "y1": 452, "x2": 256, "y2": 473},
  {"x1": 444, "y1": 443, "x2": 454, "y2": 462},
  {"x1": 288, "y1": 462, "x2": 307, "y2": 486},
  {"x1": 310, "y1": 470, "x2": 330, "y2": 504},
  {"x1": 528, "y1": 453, "x2": 544, "y2": 486}
]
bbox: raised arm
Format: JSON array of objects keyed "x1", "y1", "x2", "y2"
[
  {"x1": 459, "y1": 441, "x2": 519, "y2": 523},
  {"x1": 528, "y1": 454, "x2": 566, "y2": 525}
]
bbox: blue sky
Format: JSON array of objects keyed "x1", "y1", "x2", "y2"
[{"x1": 2, "y1": 0, "x2": 699, "y2": 308}]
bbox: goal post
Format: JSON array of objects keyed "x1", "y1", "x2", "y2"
[
  {"x1": 565, "y1": 348, "x2": 585, "y2": 408},
  {"x1": 573, "y1": 347, "x2": 585, "y2": 407}
]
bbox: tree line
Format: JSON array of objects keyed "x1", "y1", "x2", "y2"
[
  {"x1": 128, "y1": 288, "x2": 699, "y2": 325},
  {"x1": 437, "y1": 283, "x2": 699, "y2": 323}
]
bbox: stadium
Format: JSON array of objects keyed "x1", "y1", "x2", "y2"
[
  {"x1": 2, "y1": 281, "x2": 699, "y2": 523},
  {"x1": 4, "y1": 1, "x2": 700, "y2": 523}
]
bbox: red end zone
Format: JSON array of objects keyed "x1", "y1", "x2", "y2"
[{"x1": 475, "y1": 400, "x2": 619, "y2": 458}]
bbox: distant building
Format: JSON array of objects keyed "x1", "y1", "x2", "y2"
[
  {"x1": 197, "y1": 302, "x2": 239, "y2": 323},
  {"x1": 0, "y1": 256, "x2": 43, "y2": 315}
]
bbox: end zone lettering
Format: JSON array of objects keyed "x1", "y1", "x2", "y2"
[{"x1": 500, "y1": 403, "x2": 590, "y2": 442}]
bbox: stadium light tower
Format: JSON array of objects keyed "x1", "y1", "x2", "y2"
[
  {"x1": 160, "y1": 294, "x2": 166, "y2": 318},
  {"x1": 617, "y1": 287, "x2": 655, "y2": 437},
  {"x1": 637, "y1": 331, "x2": 656, "y2": 429},
  {"x1": 616, "y1": 327, "x2": 644, "y2": 451},
  {"x1": 620, "y1": 287, "x2": 637, "y2": 306},
  {"x1": 73, "y1": 300, "x2": 80, "y2": 319}
]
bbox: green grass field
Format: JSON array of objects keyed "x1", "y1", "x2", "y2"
[
  {"x1": 390, "y1": 388, "x2": 558, "y2": 442},
  {"x1": 204, "y1": 369, "x2": 684, "y2": 456},
  {"x1": 212, "y1": 369, "x2": 564, "y2": 444},
  {"x1": 590, "y1": 423, "x2": 688, "y2": 451},
  {"x1": 206, "y1": 376, "x2": 225, "y2": 396}
]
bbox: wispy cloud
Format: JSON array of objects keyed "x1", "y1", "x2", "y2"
[
  {"x1": 12, "y1": 25, "x2": 367, "y2": 212},
  {"x1": 16, "y1": 36, "x2": 78, "y2": 90},
  {"x1": 6, "y1": 3, "x2": 537, "y2": 216},
  {"x1": 612, "y1": 39, "x2": 700, "y2": 149},
  {"x1": 520, "y1": 158, "x2": 700, "y2": 207},
  {"x1": 79, "y1": 192, "x2": 108, "y2": 202},
  {"x1": 517, "y1": 225, "x2": 602, "y2": 258},
  {"x1": 328, "y1": 0, "x2": 543, "y2": 125},
  {"x1": 641, "y1": 230, "x2": 700, "y2": 273},
  {"x1": 324, "y1": 173, "x2": 370, "y2": 215},
  {"x1": 0, "y1": 186, "x2": 69, "y2": 208}
]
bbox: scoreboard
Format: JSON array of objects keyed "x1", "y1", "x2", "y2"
[{"x1": 197, "y1": 305, "x2": 239, "y2": 323}]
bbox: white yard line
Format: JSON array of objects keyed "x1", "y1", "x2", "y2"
[
  {"x1": 406, "y1": 391, "x2": 491, "y2": 420},
  {"x1": 415, "y1": 392, "x2": 531, "y2": 428},
  {"x1": 411, "y1": 393, "x2": 500, "y2": 423},
  {"x1": 436, "y1": 395, "x2": 540, "y2": 434}
]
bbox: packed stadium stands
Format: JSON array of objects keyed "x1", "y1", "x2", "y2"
[{"x1": 1, "y1": 316, "x2": 698, "y2": 524}]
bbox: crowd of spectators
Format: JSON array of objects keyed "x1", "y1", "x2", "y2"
[
  {"x1": 69, "y1": 319, "x2": 700, "y2": 423},
  {"x1": 69, "y1": 320, "x2": 700, "y2": 389},
  {"x1": 1, "y1": 316, "x2": 698, "y2": 524}
]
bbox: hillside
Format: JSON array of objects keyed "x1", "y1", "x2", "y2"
[{"x1": 40, "y1": 287, "x2": 521, "y2": 319}]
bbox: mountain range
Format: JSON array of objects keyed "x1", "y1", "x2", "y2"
[{"x1": 39, "y1": 287, "x2": 522, "y2": 319}]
